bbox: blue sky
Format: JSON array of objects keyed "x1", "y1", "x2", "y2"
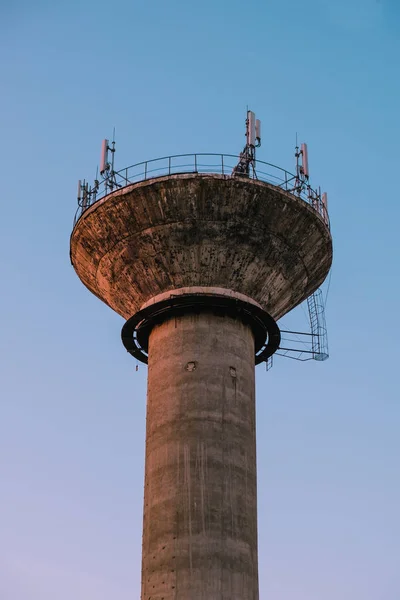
[{"x1": 0, "y1": 1, "x2": 399, "y2": 598}]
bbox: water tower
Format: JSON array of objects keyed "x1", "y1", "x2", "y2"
[{"x1": 70, "y1": 112, "x2": 332, "y2": 599}]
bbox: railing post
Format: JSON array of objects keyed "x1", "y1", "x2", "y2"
[
  {"x1": 168, "y1": 156, "x2": 171, "y2": 175},
  {"x1": 194, "y1": 154, "x2": 197, "y2": 173},
  {"x1": 126, "y1": 168, "x2": 128, "y2": 183},
  {"x1": 221, "y1": 154, "x2": 224, "y2": 174},
  {"x1": 145, "y1": 161, "x2": 147, "y2": 180}
]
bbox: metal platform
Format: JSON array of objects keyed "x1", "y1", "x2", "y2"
[
  {"x1": 121, "y1": 293, "x2": 281, "y2": 365},
  {"x1": 73, "y1": 153, "x2": 330, "y2": 229}
]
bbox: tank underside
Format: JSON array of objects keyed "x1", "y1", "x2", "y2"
[{"x1": 70, "y1": 173, "x2": 332, "y2": 322}]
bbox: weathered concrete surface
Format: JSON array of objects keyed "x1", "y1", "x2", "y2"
[
  {"x1": 70, "y1": 174, "x2": 332, "y2": 321},
  {"x1": 142, "y1": 311, "x2": 258, "y2": 600}
]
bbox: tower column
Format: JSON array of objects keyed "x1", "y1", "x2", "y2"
[{"x1": 141, "y1": 310, "x2": 259, "y2": 600}]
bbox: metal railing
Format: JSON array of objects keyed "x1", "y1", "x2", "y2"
[{"x1": 73, "y1": 153, "x2": 330, "y2": 229}]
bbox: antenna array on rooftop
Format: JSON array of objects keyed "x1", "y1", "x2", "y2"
[{"x1": 75, "y1": 130, "x2": 120, "y2": 224}]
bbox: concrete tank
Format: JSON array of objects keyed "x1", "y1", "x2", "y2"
[{"x1": 70, "y1": 172, "x2": 332, "y2": 599}]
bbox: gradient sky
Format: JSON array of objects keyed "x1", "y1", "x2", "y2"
[{"x1": 1, "y1": 1, "x2": 399, "y2": 598}]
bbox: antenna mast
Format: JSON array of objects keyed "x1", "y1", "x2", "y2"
[
  {"x1": 233, "y1": 109, "x2": 261, "y2": 178},
  {"x1": 75, "y1": 130, "x2": 120, "y2": 222},
  {"x1": 294, "y1": 140, "x2": 310, "y2": 194},
  {"x1": 100, "y1": 130, "x2": 119, "y2": 193}
]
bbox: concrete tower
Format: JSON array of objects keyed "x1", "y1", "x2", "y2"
[{"x1": 70, "y1": 121, "x2": 332, "y2": 599}]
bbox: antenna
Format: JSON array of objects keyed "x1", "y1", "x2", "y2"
[
  {"x1": 81, "y1": 180, "x2": 88, "y2": 210},
  {"x1": 294, "y1": 139, "x2": 301, "y2": 194},
  {"x1": 233, "y1": 109, "x2": 260, "y2": 178},
  {"x1": 294, "y1": 141, "x2": 310, "y2": 194},
  {"x1": 77, "y1": 180, "x2": 82, "y2": 202},
  {"x1": 247, "y1": 111, "x2": 256, "y2": 147},
  {"x1": 301, "y1": 143, "x2": 309, "y2": 179},
  {"x1": 110, "y1": 128, "x2": 116, "y2": 173},
  {"x1": 100, "y1": 139, "x2": 110, "y2": 175}
]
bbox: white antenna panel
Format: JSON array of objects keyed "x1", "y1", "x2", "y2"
[
  {"x1": 322, "y1": 192, "x2": 328, "y2": 209},
  {"x1": 247, "y1": 111, "x2": 256, "y2": 146},
  {"x1": 301, "y1": 143, "x2": 309, "y2": 178},
  {"x1": 100, "y1": 139, "x2": 109, "y2": 175},
  {"x1": 77, "y1": 180, "x2": 82, "y2": 199},
  {"x1": 255, "y1": 119, "x2": 261, "y2": 142}
]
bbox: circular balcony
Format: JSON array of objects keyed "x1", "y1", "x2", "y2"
[
  {"x1": 70, "y1": 164, "x2": 332, "y2": 324},
  {"x1": 72, "y1": 153, "x2": 330, "y2": 230}
]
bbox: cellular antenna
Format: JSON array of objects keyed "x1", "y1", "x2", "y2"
[
  {"x1": 81, "y1": 180, "x2": 89, "y2": 210},
  {"x1": 233, "y1": 109, "x2": 261, "y2": 178},
  {"x1": 301, "y1": 143, "x2": 309, "y2": 179},
  {"x1": 294, "y1": 140, "x2": 310, "y2": 195},
  {"x1": 110, "y1": 128, "x2": 116, "y2": 174},
  {"x1": 247, "y1": 111, "x2": 256, "y2": 147},
  {"x1": 100, "y1": 139, "x2": 110, "y2": 175}
]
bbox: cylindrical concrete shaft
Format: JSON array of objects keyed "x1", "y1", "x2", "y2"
[{"x1": 142, "y1": 310, "x2": 259, "y2": 600}]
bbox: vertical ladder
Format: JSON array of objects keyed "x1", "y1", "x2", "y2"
[{"x1": 307, "y1": 289, "x2": 329, "y2": 361}]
